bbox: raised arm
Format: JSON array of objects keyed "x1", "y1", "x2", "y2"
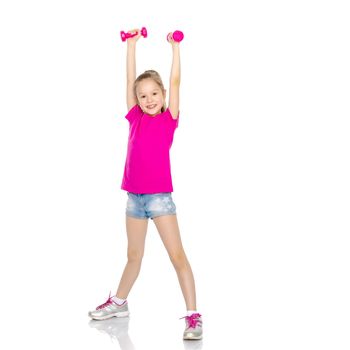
[
  {"x1": 126, "y1": 29, "x2": 141, "y2": 111},
  {"x1": 168, "y1": 35, "x2": 180, "y2": 119}
]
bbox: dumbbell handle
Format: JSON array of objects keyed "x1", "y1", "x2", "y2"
[
  {"x1": 167, "y1": 30, "x2": 184, "y2": 42},
  {"x1": 120, "y1": 27, "x2": 147, "y2": 42}
]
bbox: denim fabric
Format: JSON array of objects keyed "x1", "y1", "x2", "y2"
[{"x1": 126, "y1": 192, "x2": 176, "y2": 220}]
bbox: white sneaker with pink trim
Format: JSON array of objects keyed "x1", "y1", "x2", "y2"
[
  {"x1": 181, "y1": 313, "x2": 203, "y2": 340},
  {"x1": 88, "y1": 292, "x2": 129, "y2": 320}
]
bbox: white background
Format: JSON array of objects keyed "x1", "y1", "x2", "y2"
[{"x1": 0, "y1": 0, "x2": 349, "y2": 349}]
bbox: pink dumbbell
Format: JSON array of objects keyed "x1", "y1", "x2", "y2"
[
  {"x1": 167, "y1": 30, "x2": 184, "y2": 42},
  {"x1": 120, "y1": 27, "x2": 147, "y2": 42}
]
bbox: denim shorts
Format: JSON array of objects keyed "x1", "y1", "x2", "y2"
[{"x1": 126, "y1": 192, "x2": 177, "y2": 220}]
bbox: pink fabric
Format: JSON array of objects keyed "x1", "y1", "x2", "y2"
[
  {"x1": 96, "y1": 291, "x2": 126, "y2": 310},
  {"x1": 121, "y1": 104, "x2": 179, "y2": 194},
  {"x1": 180, "y1": 313, "x2": 202, "y2": 328},
  {"x1": 96, "y1": 291, "x2": 114, "y2": 310}
]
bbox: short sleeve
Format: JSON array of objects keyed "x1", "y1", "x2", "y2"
[
  {"x1": 166, "y1": 108, "x2": 180, "y2": 129},
  {"x1": 125, "y1": 104, "x2": 143, "y2": 123}
]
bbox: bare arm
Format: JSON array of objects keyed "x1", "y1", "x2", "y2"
[
  {"x1": 168, "y1": 38, "x2": 180, "y2": 119},
  {"x1": 126, "y1": 29, "x2": 141, "y2": 111}
]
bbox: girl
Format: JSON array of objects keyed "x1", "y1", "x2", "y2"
[{"x1": 88, "y1": 29, "x2": 202, "y2": 340}]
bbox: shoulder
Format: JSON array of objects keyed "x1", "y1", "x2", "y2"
[
  {"x1": 128, "y1": 104, "x2": 142, "y2": 113},
  {"x1": 125, "y1": 104, "x2": 143, "y2": 123},
  {"x1": 164, "y1": 108, "x2": 179, "y2": 129},
  {"x1": 166, "y1": 107, "x2": 179, "y2": 120}
]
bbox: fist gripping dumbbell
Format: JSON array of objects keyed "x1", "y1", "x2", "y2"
[
  {"x1": 167, "y1": 30, "x2": 184, "y2": 42},
  {"x1": 120, "y1": 27, "x2": 147, "y2": 42}
]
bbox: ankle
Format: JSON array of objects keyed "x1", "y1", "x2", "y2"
[
  {"x1": 112, "y1": 296, "x2": 126, "y2": 305},
  {"x1": 187, "y1": 310, "x2": 198, "y2": 316}
]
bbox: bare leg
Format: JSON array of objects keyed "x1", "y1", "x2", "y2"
[
  {"x1": 153, "y1": 214, "x2": 197, "y2": 310},
  {"x1": 115, "y1": 216, "x2": 148, "y2": 299}
]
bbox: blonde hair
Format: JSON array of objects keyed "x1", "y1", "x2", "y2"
[{"x1": 133, "y1": 70, "x2": 167, "y2": 113}]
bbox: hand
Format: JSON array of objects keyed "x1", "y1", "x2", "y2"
[
  {"x1": 167, "y1": 32, "x2": 180, "y2": 47},
  {"x1": 126, "y1": 28, "x2": 142, "y2": 44}
]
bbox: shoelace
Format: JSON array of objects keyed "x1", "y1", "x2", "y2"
[
  {"x1": 179, "y1": 313, "x2": 202, "y2": 328},
  {"x1": 96, "y1": 291, "x2": 114, "y2": 310}
]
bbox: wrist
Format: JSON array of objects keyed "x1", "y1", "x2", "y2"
[{"x1": 127, "y1": 41, "x2": 137, "y2": 48}]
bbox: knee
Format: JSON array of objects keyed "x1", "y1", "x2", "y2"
[
  {"x1": 127, "y1": 249, "x2": 143, "y2": 264},
  {"x1": 170, "y1": 251, "x2": 188, "y2": 270}
]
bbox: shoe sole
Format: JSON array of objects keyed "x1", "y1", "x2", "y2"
[
  {"x1": 183, "y1": 335, "x2": 203, "y2": 340},
  {"x1": 89, "y1": 311, "x2": 130, "y2": 320}
]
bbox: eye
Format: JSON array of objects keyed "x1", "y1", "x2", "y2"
[{"x1": 153, "y1": 92, "x2": 157, "y2": 95}]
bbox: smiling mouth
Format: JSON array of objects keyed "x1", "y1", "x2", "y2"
[{"x1": 147, "y1": 104, "x2": 157, "y2": 109}]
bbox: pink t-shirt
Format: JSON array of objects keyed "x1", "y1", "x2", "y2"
[{"x1": 121, "y1": 104, "x2": 179, "y2": 194}]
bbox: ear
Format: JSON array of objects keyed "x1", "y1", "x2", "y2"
[{"x1": 163, "y1": 89, "x2": 167, "y2": 98}]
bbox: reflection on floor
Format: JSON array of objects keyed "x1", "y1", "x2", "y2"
[{"x1": 88, "y1": 317, "x2": 203, "y2": 350}]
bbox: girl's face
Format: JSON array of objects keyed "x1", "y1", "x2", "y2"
[{"x1": 136, "y1": 78, "x2": 166, "y2": 116}]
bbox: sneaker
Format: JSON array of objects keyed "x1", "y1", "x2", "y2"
[
  {"x1": 88, "y1": 292, "x2": 130, "y2": 320},
  {"x1": 180, "y1": 313, "x2": 203, "y2": 340}
]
